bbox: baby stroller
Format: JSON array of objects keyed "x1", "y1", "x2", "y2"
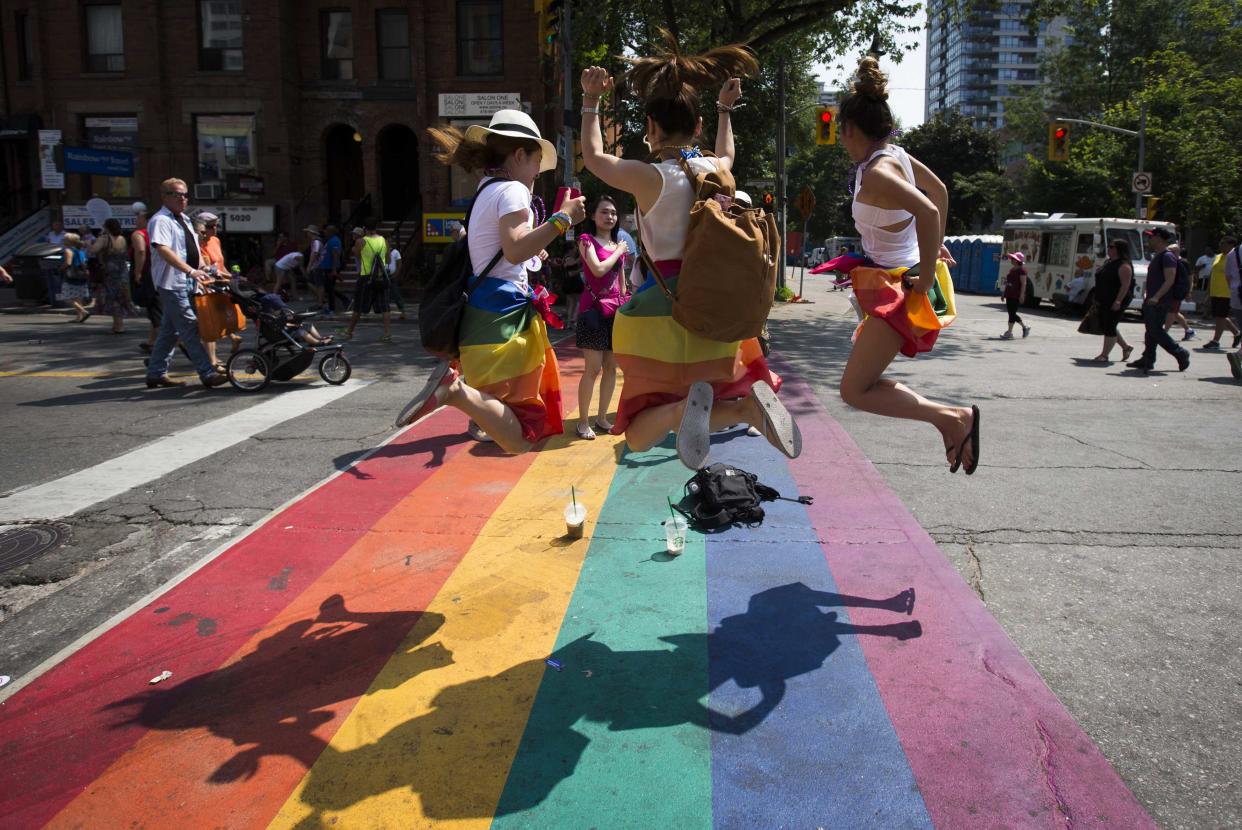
[{"x1": 226, "y1": 280, "x2": 351, "y2": 392}]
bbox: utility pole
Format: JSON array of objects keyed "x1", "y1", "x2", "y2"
[
  {"x1": 775, "y1": 58, "x2": 787, "y2": 290},
  {"x1": 561, "y1": 0, "x2": 573, "y2": 187},
  {"x1": 1134, "y1": 104, "x2": 1146, "y2": 221}
]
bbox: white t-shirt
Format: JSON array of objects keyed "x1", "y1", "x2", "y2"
[
  {"x1": 46, "y1": 231, "x2": 65, "y2": 246},
  {"x1": 466, "y1": 179, "x2": 532, "y2": 284},
  {"x1": 387, "y1": 248, "x2": 401, "y2": 275},
  {"x1": 275, "y1": 252, "x2": 303, "y2": 271},
  {"x1": 1195, "y1": 254, "x2": 1214, "y2": 281},
  {"x1": 307, "y1": 238, "x2": 323, "y2": 270}
]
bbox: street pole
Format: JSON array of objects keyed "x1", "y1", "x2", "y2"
[
  {"x1": 1134, "y1": 103, "x2": 1146, "y2": 220},
  {"x1": 798, "y1": 217, "x2": 809, "y2": 298},
  {"x1": 561, "y1": 0, "x2": 573, "y2": 188},
  {"x1": 775, "y1": 58, "x2": 787, "y2": 290}
]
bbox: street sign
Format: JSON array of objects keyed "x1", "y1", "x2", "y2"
[
  {"x1": 795, "y1": 186, "x2": 816, "y2": 220},
  {"x1": 1132, "y1": 172, "x2": 1153, "y2": 194}
]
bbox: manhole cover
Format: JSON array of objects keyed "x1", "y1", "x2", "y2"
[{"x1": 0, "y1": 524, "x2": 68, "y2": 574}]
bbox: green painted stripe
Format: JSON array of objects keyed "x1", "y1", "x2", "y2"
[{"x1": 491, "y1": 439, "x2": 711, "y2": 829}]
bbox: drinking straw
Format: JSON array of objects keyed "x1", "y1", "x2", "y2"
[
  {"x1": 667, "y1": 497, "x2": 676, "y2": 521},
  {"x1": 572, "y1": 485, "x2": 577, "y2": 510}
]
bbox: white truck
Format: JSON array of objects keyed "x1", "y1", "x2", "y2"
[{"x1": 999, "y1": 215, "x2": 1183, "y2": 312}]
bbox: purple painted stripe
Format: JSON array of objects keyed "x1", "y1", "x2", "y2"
[{"x1": 774, "y1": 363, "x2": 1157, "y2": 829}]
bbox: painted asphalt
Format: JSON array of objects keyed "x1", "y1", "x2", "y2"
[{"x1": 0, "y1": 356, "x2": 1155, "y2": 829}]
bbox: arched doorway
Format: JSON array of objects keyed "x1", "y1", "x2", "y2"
[
  {"x1": 323, "y1": 123, "x2": 364, "y2": 223},
  {"x1": 377, "y1": 124, "x2": 420, "y2": 220}
]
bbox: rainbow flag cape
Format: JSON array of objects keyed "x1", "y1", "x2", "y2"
[{"x1": 851, "y1": 260, "x2": 957, "y2": 357}]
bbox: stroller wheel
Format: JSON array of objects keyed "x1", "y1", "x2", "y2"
[
  {"x1": 227, "y1": 348, "x2": 271, "y2": 392},
  {"x1": 318, "y1": 352, "x2": 352, "y2": 385}
]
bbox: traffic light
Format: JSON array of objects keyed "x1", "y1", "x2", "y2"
[
  {"x1": 1047, "y1": 122, "x2": 1070, "y2": 161},
  {"x1": 1145, "y1": 196, "x2": 1161, "y2": 219},
  {"x1": 761, "y1": 192, "x2": 775, "y2": 209},
  {"x1": 814, "y1": 106, "x2": 838, "y2": 146},
  {"x1": 537, "y1": 0, "x2": 563, "y2": 59}
]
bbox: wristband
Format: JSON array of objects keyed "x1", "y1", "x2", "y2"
[
  {"x1": 581, "y1": 107, "x2": 599, "y2": 115},
  {"x1": 549, "y1": 212, "x2": 571, "y2": 233}
]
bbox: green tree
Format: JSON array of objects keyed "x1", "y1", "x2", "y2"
[{"x1": 897, "y1": 111, "x2": 1002, "y2": 232}]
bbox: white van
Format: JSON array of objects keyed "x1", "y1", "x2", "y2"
[{"x1": 999, "y1": 215, "x2": 1182, "y2": 312}]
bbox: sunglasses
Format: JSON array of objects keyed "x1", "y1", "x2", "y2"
[{"x1": 164, "y1": 191, "x2": 189, "y2": 198}]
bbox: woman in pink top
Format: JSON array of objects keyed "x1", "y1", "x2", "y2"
[{"x1": 574, "y1": 195, "x2": 629, "y2": 439}]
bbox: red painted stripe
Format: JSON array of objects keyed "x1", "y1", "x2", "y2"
[
  {"x1": 776, "y1": 363, "x2": 1155, "y2": 828},
  {"x1": 0, "y1": 410, "x2": 480, "y2": 829}
]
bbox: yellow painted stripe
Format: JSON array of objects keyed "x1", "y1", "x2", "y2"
[{"x1": 268, "y1": 411, "x2": 623, "y2": 829}]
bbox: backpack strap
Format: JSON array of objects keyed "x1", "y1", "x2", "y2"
[
  {"x1": 463, "y1": 177, "x2": 510, "y2": 294},
  {"x1": 633, "y1": 207, "x2": 674, "y2": 301}
]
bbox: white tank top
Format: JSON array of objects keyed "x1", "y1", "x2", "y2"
[
  {"x1": 637, "y1": 156, "x2": 719, "y2": 261},
  {"x1": 852, "y1": 145, "x2": 921, "y2": 269}
]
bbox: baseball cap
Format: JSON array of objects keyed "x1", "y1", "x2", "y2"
[{"x1": 1144, "y1": 227, "x2": 1172, "y2": 240}]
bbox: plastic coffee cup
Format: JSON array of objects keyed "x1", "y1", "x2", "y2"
[
  {"x1": 564, "y1": 503, "x2": 587, "y2": 539},
  {"x1": 662, "y1": 516, "x2": 687, "y2": 555}
]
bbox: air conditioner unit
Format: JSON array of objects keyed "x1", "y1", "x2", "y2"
[{"x1": 194, "y1": 183, "x2": 223, "y2": 201}]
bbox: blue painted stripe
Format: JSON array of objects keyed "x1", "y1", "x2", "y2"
[{"x1": 702, "y1": 429, "x2": 934, "y2": 829}]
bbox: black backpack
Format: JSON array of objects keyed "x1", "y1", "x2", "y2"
[
  {"x1": 677, "y1": 463, "x2": 812, "y2": 531},
  {"x1": 1169, "y1": 255, "x2": 1191, "y2": 301},
  {"x1": 419, "y1": 178, "x2": 506, "y2": 359}
]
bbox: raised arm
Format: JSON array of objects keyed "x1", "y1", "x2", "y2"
[
  {"x1": 579, "y1": 67, "x2": 663, "y2": 211},
  {"x1": 713, "y1": 79, "x2": 741, "y2": 171},
  {"x1": 498, "y1": 200, "x2": 586, "y2": 266}
]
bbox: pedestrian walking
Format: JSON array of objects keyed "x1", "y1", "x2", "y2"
[
  {"x1": 573, "y1": 195, "x2": 628, "y2": 440},
  {"x1": 395, "y1": 109, "x2": 582, "y2": 454},
  {"x1": 303, "y1": 224, "x2": 325, "y2": 307},
  {"x1": 58, "y1": 233, "x2": 93, "y2": 323},
  {"x1": 89, "y1": 218, "x2": 134, "y2": 333},
  {"x1": 144, "y1": 177, "x2": 227, "y2": 389},
  {"x1": 1224, "y1": 238, "x2": 1242, "y2": 379},
  {"x1": 999, "y1": 251, "x2": 1031, "y2": 339},
  {"x1": 130, "y1": 203, "x2": 161, "y2": 353},
  {"x1": 195, "y1": 212, "x2": 240, "y2": 370},
  {"x1": 319, "y1": 225, "x2": 348, "y2": 318},
  {"x1": 386, "y1": 235, "x2": 407, "y2": 319},
  {"x1": 578, "y1": 39, "x2": 799, "y2": 469},
  {"x1": 834, "y1": 57, "x2": 978, "y2": 473},
  {"x1": 1200, "y1": 236, "x2": 1240, "y2": 351},
  {"x1": 342, "y1": 221, "x2": 392, "y2": 343},
  {"x1": 267, "y1": 231, "x2": 293, "y2": 283},
  {"x1": 273, "y1": 250, "x2": 304, "y2": 291},
  {"x1": 1127, "y1": 227, "x2": 1190, "y2": 375},
  {"x1": 1088, "y1": 238, "x2": 1135, "y2": 363},
  {"x1": 1163, "y1": 243, "x2": 1196, "y2": 340}
]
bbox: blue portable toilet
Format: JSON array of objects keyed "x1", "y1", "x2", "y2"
[
  {"x1": 977, "y1": 236, "x2": 1003, "y2": 296},
  {"x1": 944, "y1": 237, "x2": 967, "y2": 292}
]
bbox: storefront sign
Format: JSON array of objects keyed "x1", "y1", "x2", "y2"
[
  {"x1": 213, "y1": 205, "x2": 274, "y2": 233},
  {"x1": 437, "y1": 93, "x2": 521, "y2": 118},
  {"x1": 424, "y1": 212, "x2": 465, "y2": 244},
  {"x1": 64, "y1": 146, "x2": 134, "y2": 177},
  {"x1": 38, "y1": 130, "x2": 64, "y2": 189},
  {"x1": 63, "y1": 202, "x2": 139, "y2": 230}
]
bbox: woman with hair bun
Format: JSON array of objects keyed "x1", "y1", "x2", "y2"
[
  {"x1": 395, "y1": 110, "x2": 586, "y2": 454},
  {"x1": 578, "y1": 35, "x2": 800, "y2": 469},
  {"x1": 836, "y1": 56, "x2": 981, "y2": 473}
]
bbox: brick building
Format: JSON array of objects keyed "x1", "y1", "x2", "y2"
[{"x1": 0, "y1": 0, "x2": 557, "y2": 262}]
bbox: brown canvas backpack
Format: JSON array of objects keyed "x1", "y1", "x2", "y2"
[{"x1": 638, "y1": 155, "x2": 779, "y2": 342}]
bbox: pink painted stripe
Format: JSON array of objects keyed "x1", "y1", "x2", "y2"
[
  {"x1": 0, "y1": 410, "x2": 476, "y2": 830},
  {"x1": 776, "y1": 364, "x2": 1155, "y2": 829}
]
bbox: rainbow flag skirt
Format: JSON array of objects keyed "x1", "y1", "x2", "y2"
[
  {"x1": 459, "y1": 277, "x2": 564, "y2": 443},
  {"x1": 611, "y1": 261, "x2": 779, "y2": 435},
  {"x1": 851, "y1": 260, "x2": 957, "y2": 358}
]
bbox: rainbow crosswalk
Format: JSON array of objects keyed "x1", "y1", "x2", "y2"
[{"x1": 0, "y1": 358, "x2": 1155, "y2": 829}]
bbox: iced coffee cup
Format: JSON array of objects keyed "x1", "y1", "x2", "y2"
[
  {"x1": 564, "y1": 503, "x2": 587, "y2": 539},
  {"x1": 662, "y1": 516, "x2": 687, "y2": 556}
]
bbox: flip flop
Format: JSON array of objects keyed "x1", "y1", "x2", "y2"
[
  {"x1": 676, "y1": 381, "x2": 714, "y2": 469},
  {"x1": 395, "y1": 361, "x2": 456, "y2": 428},
  {"x1": 964, "y1": 405, "x2": 981, "y2": 475},
  {"x1": 749, "y1": 380, "x2": 802, "y2": 459},
  {"x1": 947, "y1": 405, "x2": 979, "y2": 474}
]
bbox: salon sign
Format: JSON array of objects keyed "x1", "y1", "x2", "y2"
[{"x1": 437, "y1": 93, "x2": 522, "y2": 118}]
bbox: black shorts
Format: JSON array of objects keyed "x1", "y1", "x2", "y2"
[
  {"x1": 575, "y1": 313, "x2": 614, "y2": 351},
  {"x1": 353, "y1": 275, "x2": 390, "y2": 315},
  {"x1": 1211, "y1": 296, "x2": 1232, "y2": 318}
]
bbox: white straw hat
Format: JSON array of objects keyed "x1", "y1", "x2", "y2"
[{"x1": 464, "y1": 109, "x2": 558, "y2": 173}]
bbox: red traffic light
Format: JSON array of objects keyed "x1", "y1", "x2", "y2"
[
  {"x1": 819, "y1": 110, "x2": 833, "y2": 124},
  {"x1": 1054, "y1": 127, "x2": 1067, "y2": 139},
  {"x1": 761, "y1": 192, "x2": 775, "y2": 207}
]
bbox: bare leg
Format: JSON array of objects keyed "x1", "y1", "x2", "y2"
[
  {"x1": 345, "y1": 310, "x2": 361, "y2": 336},
  {"x1": 206, "y1": 339, "x2": 219, "y2": 368},
  {"x1": 623, "y1": 394, "x2": 771, "y2": 454},
  {"x1": 1213, "y1": 316, "x2": 1240, "y2": 342},
  {"x1": 1096, "y1": 335, "x2": 1117, "y2": 360},
  {"x1": 577, "y1": 349, "x2": 604, "y2": 431},
  {"x1": 596, "y1": 351, "x2": 617, "y2": 427},
  {"x1": 381, "y1": 311, "x2": 391, "y2": 338},
  {"x1": 443, "y1": 379, "x2": 533, "y2": 455},
  {"x1": 840, "y1": 318, "x2": 974, "y2": 470}
]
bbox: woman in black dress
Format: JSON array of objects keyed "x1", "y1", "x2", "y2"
[{"x1": 1091, "y1": 238, "x2": 1135, "y2": 363}]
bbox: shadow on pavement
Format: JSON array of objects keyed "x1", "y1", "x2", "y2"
[{"x1": 333, "y1": 431, "x2": 471, "y2": 476}]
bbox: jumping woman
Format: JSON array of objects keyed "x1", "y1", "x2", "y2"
[
  {"x1": 395, "y1": 110, "x2": 586, "y2": 454},
  {"x1": 836, "y1": 57, "x2": 980, "y2": 473},
  {"x1": 578, "y1": 37, "x2": 799, "y2": 469}
]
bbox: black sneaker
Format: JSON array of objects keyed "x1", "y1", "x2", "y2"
[
  {"x1": 1126, "y1": 359, "x2": 1152, "y2": 370},
  {"x1": 1203, "y1": 340, "x2": 1220, "y2": 350},
  {"x1": 1176, "y1": 350, "x2": 1191, "y2": 372}
]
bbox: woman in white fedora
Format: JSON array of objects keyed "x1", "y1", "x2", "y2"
[{"x1": 396, "y1": 110, "x2": 586, "y2": 454}]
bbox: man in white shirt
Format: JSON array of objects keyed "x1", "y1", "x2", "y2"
[
  {"x1": 1224, "y1": 238, "x2": 1242, "y2": 379},
  {"x1": 386, "y1": 236, "x2": 406, "y2": 319},
  {"x1": 45, "y1": 219, "x2": 65, "y2": 246},
  {"x1": 144, "y1": 177, "x2": 227, "y2": 388}
]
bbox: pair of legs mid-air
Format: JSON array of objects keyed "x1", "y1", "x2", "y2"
[
  {"x1": 841, "y1": 317, "x2": 979, "y2": 474},
  {"x1": 397, "y1": 361, "x2": 534, "y2": 455}
]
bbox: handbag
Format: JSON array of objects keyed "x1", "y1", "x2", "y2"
[
  {"x1": 195, "y1": 292, "x2": 247, "y2": 341},
  {"x1": 1078, "y1": 303, "x2": 1104, "y2": 336},
  {"x1": 637, "y1": 153, "x2": 778, "y2": 342}
]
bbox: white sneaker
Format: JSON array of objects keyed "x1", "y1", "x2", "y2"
[
  {"x1": 1000, "y1": 331, "x2": 1015, "y2": 340},
  {"x1": 1022, "y1": 324, "x2": 1031, "y2": 338}
]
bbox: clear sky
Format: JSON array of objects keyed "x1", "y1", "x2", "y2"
[{"x1": 812, "y1": 9, "x2": 928, "y2": 129}]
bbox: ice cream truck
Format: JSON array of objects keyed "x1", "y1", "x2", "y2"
[{"x1": 999, "y1": 215, "x2": 1181, "y2": 312}]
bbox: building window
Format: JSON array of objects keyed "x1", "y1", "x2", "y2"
[
  {"x1": 457, "y1": 0, "x2": 502, "y2": 76},
  {"x1": 376, "y1": 9, "x2": 411, "y2": 80},
  {"x1": 196, "y1": 114, "x2": 257, "y2": 185},
  {"x1": 321, "y1": 10, "x2": 353, "y2": 80},
  {"x1": 199, "y1": 0, "x2": 243, "y2": 71},
  {"x1": 83, "y1": 4, "x2": 124, "y2": 72},
  {"x1": 79, "y1": 115, "x2": 139, "y2": 199},
  {"x1": 15, "y1": 12, "x2": 33, "y2": 80}
]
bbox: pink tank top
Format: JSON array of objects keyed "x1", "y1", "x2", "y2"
[{"x1": 578, "y1": 234, "x2": 626, "y2": 315}]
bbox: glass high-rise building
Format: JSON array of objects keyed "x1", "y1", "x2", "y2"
[{"x1": 925, "y1": 1, "x2": 1069, "y2": 130}]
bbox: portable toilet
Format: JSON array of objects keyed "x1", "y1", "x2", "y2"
[{"x1": 977, "y1": 236, "x2": 1003, "y2": 296}]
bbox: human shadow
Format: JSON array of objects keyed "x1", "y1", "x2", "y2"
[
  {"x1": 284, "y1": 582, "x2": 920, "y2": 824},
  {"x1": 332, "y1": 432, "x2": 470, "y2": 477},
  {"x1": 103, "y1": 595, "x2": 447, "y2": 785}
]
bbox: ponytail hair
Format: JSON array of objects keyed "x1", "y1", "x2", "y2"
[
  {"x1": 622, "y1": 30, "x2": 758, "y2": 138},
  {"x1": 426, "y1": 125, "x2": 542, "y2": 174},
  {"x1": 838, "y1": 56, "x2": 894, "y2": 141}
]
